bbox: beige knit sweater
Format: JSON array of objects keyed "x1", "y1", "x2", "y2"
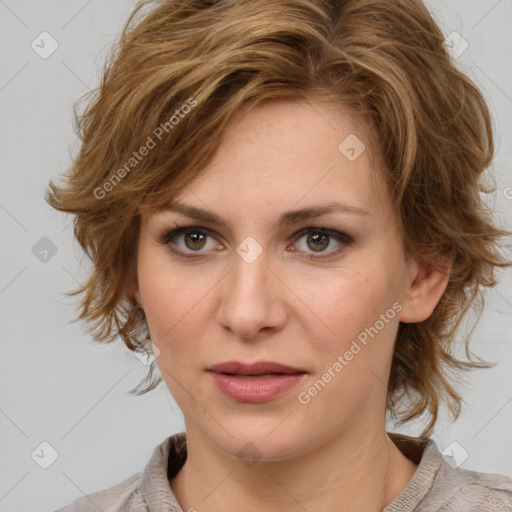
[{"x1": 56, "y1": 432, "x2": 512, "y2": 511}]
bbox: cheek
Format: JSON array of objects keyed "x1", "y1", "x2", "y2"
[
  {"x1": 136, "y1": 251, "x2": 220, "y2": 376},
  {"x1": 294, "y1": 262, "x2": 397, "y2": 342},
  {"x1": 136, "y1": 247, "x2": 203, "y2": 335},
  {"x1": 292, "y1": 259, "x2": 401, "y2": 406},
  {"x1": 142, "y1": 284, "x2": 207, "y2": 353},
  {"x1": 297, "y1": 283, "x2": 399, "y2": 423}
]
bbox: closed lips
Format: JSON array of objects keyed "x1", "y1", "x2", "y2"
[
  {"x1": 220, "y1": 373, "x2": 303, "y2": 378},
  {"x1": 207, "y1": 361, "x2": 307, "y2": 375}
]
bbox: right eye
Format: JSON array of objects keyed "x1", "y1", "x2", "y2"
[{"x1": 157, "y1": 225, "x2": 224, "y2": 258}]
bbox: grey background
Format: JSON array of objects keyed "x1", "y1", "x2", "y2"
[{"x1": 0, "y1": 1, "x2": 511, "y2": 511}]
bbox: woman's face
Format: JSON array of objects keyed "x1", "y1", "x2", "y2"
[{"x1": 131, "y1": 99, "x2": 438, "y2": 461}]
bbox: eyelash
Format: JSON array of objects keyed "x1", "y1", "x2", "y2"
[{"x1": 156, "y1": 222, "x2": 353, "y2": 261}]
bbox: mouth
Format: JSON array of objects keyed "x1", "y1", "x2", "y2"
[
  {"x1": 206, "y1": 361, "x2": 307, "y2": 403},
  {"x1": 207, "y1": 360, "x2": 307, "y2": 376},
  {"x1": 215, "y1": 372, "x2": 306, "y2": 379}
]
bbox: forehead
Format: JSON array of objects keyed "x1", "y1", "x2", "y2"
[
  {"x1": 150, "y1": 98, "x2": 389, "y2": 221},
  {"x1": 213, "y1": 98, "x2": 374, "y2": 164}
]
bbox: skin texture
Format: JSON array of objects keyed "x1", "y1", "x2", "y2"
[{"x1": 128, "y1": 99, "x2": 452, "y2": 511}]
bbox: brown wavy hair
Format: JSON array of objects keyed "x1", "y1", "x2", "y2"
[{"x1": 46, "y1": 0, "x2": 511, "y2": 436}]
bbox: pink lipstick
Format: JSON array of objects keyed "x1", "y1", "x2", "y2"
[{"x1": 207, "y1": 361, "x2": 307, "y2": 403}]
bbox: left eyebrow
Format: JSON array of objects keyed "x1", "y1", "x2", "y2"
[
  {"x1": 156, "y1": 201, "x2": 371, "y2": 228},
  {"x1": 276, "y1": 203, "x2": 371, "y2": 226}
]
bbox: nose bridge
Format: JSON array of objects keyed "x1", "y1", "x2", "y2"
[
  {"x1": 217, "y1": 246, "x2": 285, "y2": 338},
  {"x1": 232, "y1": 248, "x2": 269, "y2": 296}
]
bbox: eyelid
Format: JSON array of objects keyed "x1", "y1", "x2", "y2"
[
  {"x1": 292, "y1": 226, "x2": 352, "y2": 244},
  {"x1": 157, "y1": 225, "x2": 218, "y2": 246},
  {"x1": 156, "y1": 223, "x2": 353, "y2": 259},
  {"x1": 289, "y1": 227, "x2": 352, "y2": 259}
]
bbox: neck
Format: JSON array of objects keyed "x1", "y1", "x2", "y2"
[{"x1": 170, "y1": 421, "x2": 418, "y2": 512}]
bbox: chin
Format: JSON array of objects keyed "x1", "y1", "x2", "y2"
[{"x1": 203, "y1": 419, "x2": 310, "y2": 463}]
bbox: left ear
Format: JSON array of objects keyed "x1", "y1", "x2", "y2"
[{"x1": 399, "y1": 250, "x2": 455, "y2": 324}]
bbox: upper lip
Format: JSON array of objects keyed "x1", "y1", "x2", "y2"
[{"x1": 207, "y1": 361, "x2": 306, "y2": 375}]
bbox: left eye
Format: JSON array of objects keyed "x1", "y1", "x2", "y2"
[
  {"x1": 297, "y1": 229, "x2": 341, "y2": 253},
  {"x1": 158, "y1": 226, "x2": 352, "y2": 259},
  {"x1": 292, "y1": 228, "x2": 350, "y2": 257}
]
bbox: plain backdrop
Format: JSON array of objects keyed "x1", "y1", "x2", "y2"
[{"x1": 0, "y1": 1, "x2": 511, "y2": 511}]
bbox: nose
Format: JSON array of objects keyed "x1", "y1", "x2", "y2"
[{"x1": 216, "y1": 250, "x2": 287, "y2": 340}]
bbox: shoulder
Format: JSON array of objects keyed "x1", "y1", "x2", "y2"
[
  {"x1": 386, "y1": 433, "x2": 512, "y2": 512},
  {"x1": 54, "y1": 433, "x2": 186, "y2": 512},
  {"x1": 424, "y1": 454, "x2": 512, "y2": 511},
  {"x1": 54, "y1": 472, "x2": 142, "y2": 511}
]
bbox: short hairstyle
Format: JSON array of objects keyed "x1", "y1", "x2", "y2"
[{"x1": 46, "y1": 0, "x2": 511, "y2": 436}]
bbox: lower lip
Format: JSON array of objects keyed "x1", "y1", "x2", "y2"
[{"x1": 208, "y1": 372, "x2": 306, "y2": 403}]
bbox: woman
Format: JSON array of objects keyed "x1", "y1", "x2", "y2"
[{"x1": 48, "y1": 0, "x2": 512, "y2": 510}]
